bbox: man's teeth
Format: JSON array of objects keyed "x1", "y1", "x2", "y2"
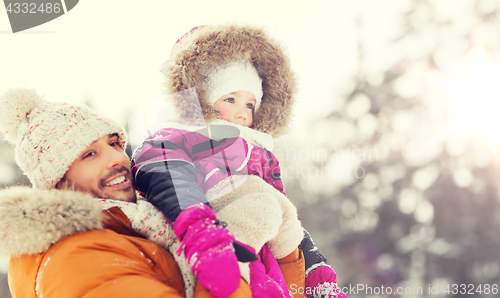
[{"x1": 106, "y1": 175, "x2": 126, "y2": 186}]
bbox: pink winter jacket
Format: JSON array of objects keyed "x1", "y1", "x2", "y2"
[{"x1": 131, "y1": 125, "x2": 284, "y2": 198}]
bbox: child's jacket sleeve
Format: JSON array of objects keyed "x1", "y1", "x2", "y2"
[
  {"x1": 131, "y1": 128, "x2": 209, "y2": 223},
  {"x1": 298, "y1": 228, "x2": 328, "y2": 272},
  {"x1": 258, "y1": 148, "x2": 286, "y2": 195},
  {"x1": 131, "y1": 127, "x2": 246, "y2": 223}
]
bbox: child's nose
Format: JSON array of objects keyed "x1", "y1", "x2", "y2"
[{"x1": 235, "y1": 108, "x2": 247, "y2": 119}]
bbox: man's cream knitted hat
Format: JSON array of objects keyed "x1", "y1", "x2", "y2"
[{"x1": 0, "y1": 88, "x2": 127, "y2": 189}]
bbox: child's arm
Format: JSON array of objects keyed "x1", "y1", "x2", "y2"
[
  {"x1": 131, "y1": 127, "x2": 247, "y2": 222},
  {"x1": 131, "y1": 127, "x2": 256, "y2": 298},
  {"x1": 131, "y1": 128, "x2": 208, "y2": 223},
  {"x1": 258, "y1": 150, "x2": 347, "y2": 297},
  {"x1": 134, "y1": 159, "x2": 206, "y2": 224},
  {"x1": 298, "y1": 228, "x2": 328, "y2": 273},
  {"x1": 299, "y1": 229, "x2": 347, "y2": 298},
  {"x1": 261, "y1": 148, "x2": 287, "y2": 195}
]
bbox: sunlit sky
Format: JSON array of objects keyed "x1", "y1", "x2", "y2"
[
  {"x1": 0, "y1": 0, "x2": 409, "y2": 138},
  {"x1": 429, "y1": 47, "x2": 500, "y2": 152}
]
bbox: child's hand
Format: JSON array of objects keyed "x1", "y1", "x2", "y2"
[
  {"x1": 174, "y1": 203, "x2": 257, "y2": 298},
  {"x1": 305, "y1": 265, "x2": 347, "y2": 298}
]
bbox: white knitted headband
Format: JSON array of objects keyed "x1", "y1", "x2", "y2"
[{"x1": 205, "y1": 61, "x2": 263, "y2": 110}]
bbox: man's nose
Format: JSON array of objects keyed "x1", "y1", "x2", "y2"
[{"x1": 105, "y1": 147, "x2": 127, "y2": 169}]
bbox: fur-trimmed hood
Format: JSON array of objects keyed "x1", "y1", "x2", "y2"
[
  {"x1": 161, "y1": 24, "x2": 297, "y2": 139},
  {"x1": 0, "y1": 187, "x2": 103, "y2": 257}
]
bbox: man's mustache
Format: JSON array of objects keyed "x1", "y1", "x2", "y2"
[{"x1": 99, "y1": 166, "x2": 132, "y2": 188}]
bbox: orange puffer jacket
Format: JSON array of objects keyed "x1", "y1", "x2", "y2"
[{"x1": 0, "y1": 187, "x2": 251, "y2": 298}]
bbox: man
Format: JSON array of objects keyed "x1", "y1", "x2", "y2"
[{"x1": 0, "y1": 88, "x2": 252, "y2": 298}]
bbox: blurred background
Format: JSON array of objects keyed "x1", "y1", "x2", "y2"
[{"x1": 2, "y1": 0, "x2": 500, "y2": 297}]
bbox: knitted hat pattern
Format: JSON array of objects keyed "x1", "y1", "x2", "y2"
[{"x1": 0, "y1": 88, "x2": 127, "y2": 189}]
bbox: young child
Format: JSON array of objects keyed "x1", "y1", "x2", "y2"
[{"x1": 131, "y1": 24, "x2": 346, "y2": 298}]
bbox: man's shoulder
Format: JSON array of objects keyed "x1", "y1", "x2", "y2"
[{"x1": 8, "y1": 228, "x2": 183, "y2": 298}]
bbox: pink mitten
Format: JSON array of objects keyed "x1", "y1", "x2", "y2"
[
  {"x1": 174, "y1": 203, "x2": 254, "y2": 298},
  {"x1": 306, "y1": 265, "x2": 347, "y2": 298},
  {"x1": 249, "y1": 245, "x2": 290, "y2": 298}
]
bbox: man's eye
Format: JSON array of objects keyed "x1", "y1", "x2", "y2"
[
  {"x1": 111, "y1": 141, "x2": 125, "y2": 150},
  {"x1": 246, "y1": 103, "x2": 254, "y2": 109},
  {"x1": 83, "y1": 152, "x2": 96, "y2": 159},
  {"x1": 110, "y1": 142, "x2": 124, "y2": 150},
  {"x1": 224, "y1": 98, "x2": 235, "y2": 103}
]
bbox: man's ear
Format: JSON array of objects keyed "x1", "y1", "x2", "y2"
[{"x1": 55, "y1": 177, "x2": 66, "y2": 190}]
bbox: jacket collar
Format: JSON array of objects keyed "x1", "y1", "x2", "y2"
[
  {"x1": 154, "y1": 119, "x2": 275, "y2": 151},
  {"x1": 207, "y1": 119, "x2": 274, "y2": 151},
  {"x1": 0, "y1": 187, "x2": 104, "y2": 257}
]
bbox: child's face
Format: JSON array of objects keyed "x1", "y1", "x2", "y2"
[{"x1": 213, "y1": 90, "x2": 256, "y2": 127}]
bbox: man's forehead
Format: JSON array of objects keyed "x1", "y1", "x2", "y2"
[{"x1": 88, "y1": 133, "x2": 118, "y2": 146}]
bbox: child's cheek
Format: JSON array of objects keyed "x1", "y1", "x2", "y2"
[{"x1": 217, "y1": 111, "x2": 230, "y2": 121}]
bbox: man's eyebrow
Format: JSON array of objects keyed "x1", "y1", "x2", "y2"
[
  {"x1": 109, "y1": 133, "x2": 124, "y2": 147},
  {"x1": 88, "y1": 133, "x2": 119, "y2": 146}
]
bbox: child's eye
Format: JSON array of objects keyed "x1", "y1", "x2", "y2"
[
  {"x1": 246, "y1": 103, "x2": 254, "y2": 109},
  {"x1": 224, "y1": 98, "x2": 235, "y2": 103}
]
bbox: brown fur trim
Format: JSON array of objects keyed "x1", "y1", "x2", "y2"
[
  {"x1": 0, "y1": 187, "x2": 103, "y2": 257},
  {"x1": 161, "y1": 24, "x2": 297, "y2": 138}
]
